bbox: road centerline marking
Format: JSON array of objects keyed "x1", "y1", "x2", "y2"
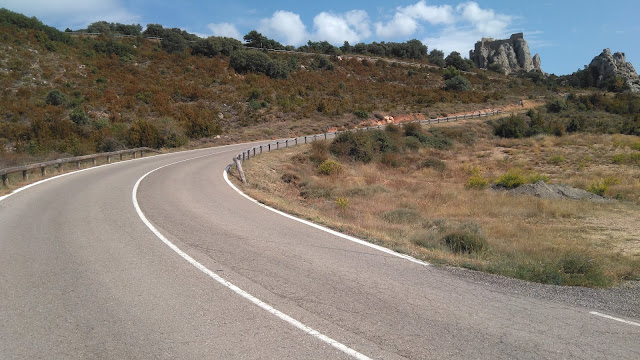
[{"x1": 133, "y1": 155, "x2": 371, "y2": 360}]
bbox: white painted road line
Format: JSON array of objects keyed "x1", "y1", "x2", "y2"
[
  {"x1": 590, "y1": 312, "x2": 640, "y2": 328},
  {"x1": 133, "y1": 155, "x2": 372, "y2": 360},
  {"x1": 223, "y1": 168, "x2": 430, "y2": 267}
]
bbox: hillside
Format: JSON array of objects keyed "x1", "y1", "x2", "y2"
[{"x1": 0, "y1": 9, "x2": 561, "y2": 168}]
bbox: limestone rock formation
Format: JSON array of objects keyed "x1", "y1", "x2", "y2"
[
  {"x1": 469, "y1": 33, "x2": 542, "y2": 75},
  {"x1": 588, "y1": 49, "x2": 640, "y2": 92}
]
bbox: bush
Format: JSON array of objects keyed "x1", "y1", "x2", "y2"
[
  {"x1": 444, "y1": 75, "x2": 472, "y2": 91},
  {"x1": 45, "y1": 89, "x2": 67, "y2": 106},
  {"x1": 550, "y1": 155, "x2": 564, "y2": 165},
  {"x1": 495, "y1": 170, "x2": 527, "y2": 189},
  {"x1": 442, "y1": 229, "x2": 487, "y2": 254},
  {"x1": 466, "y1": 175, "x2": 489, "y2": 189},
  {"x1": 381, "y1": 208, "x2": 421, "y2": 224},
  {"x1": 69, "y1": 108, "x2": 89, "y2": 125},
  {"x1": 492, "y1": 114, "x2": 528, "y2": 138},
  {"x1": 127, "y1": 120, "x2": 161, "y2": 148},
  {"x1": 330, "y1": 131, "x2": 374, "y2": 163},
  {"x1": 419, "y1": 158, "x2": 446, "y2": 171},
  {"x1": 317, "y1": 159, "x2": 342, "y2": 175},
  {"x1": 353, "y1": 110, "x2": 369, "y2": 119},
  {"x1": 547, "y1": 99, "x2": 568, "y2": 113}
]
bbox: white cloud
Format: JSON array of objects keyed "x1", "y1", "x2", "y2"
[
  {"x1": 1, "y1": 0, "x2": 138, "y2": 29},
  {"x1": 376, "y1": 1, "x2": 454, "y2": 38},
  {"x1": 456, "y1": 1, "x2": 511, "y2": 37},
  {"x1": 402, "y1": 1, "x2": 455, "y2": 25},
  {"x1": 259, "y1": 10, "x2": 308, "y2": 46},
  {"x1": 207, "y1": 23, "x2": 241, "y2": 40},
  {"x1": 312, "y1": 10, "x2": 371, "y2": 44},
  {"x1": 375, "y1": 12, "x2": 419, "y2": 38},
  {"x1": 423, "y1": 2, "x2": 514, "y2": 57}
]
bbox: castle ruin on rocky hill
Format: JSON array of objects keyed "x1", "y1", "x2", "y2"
[{"x1": 469, "y1": 33, "x2": 541, "y2": 75}]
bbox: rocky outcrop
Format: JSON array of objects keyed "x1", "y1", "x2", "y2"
[
  {"x1": 588, "y1": 49, "x2": 640, "y2": 92},
  {"x1": 469, "y1": 33, "x2": 542, "y2": 75}
]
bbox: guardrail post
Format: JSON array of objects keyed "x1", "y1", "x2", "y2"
[
  {"x1": 324, "y1": 133, "x2": 327, "y2": 140},
  {"x1": 304, "y1": 136, "x2": 307, "y2": 144},
  {"x1": 76, "y1": 160, "x2": 80, "y2": 169},
  {"x1": 133, "y1": 151, "x2": 137, "y2": 159},
  {"x1": 120, "y1": 154, "x2": 123, "y2": 160},
  {"x1": 21, "y1": 170, "x2": 27, "y2": 181},
  {"x1": 92, "y1": 158, "x2": 96, "y2": 166},
  {"x1": 286, "y1": 140, "x2": 288, "y2": 148},
  {"x1": 41, "y1": 166, "x2": 46, "y2": 177},
  {"x1": 253, "y1": 148, "x2": 256, "y2": 156},
  {"x1": 277, "y1": 142, "x2": 280, "y2": 150},
  {"x1": 260, "y1": 145, "x2": 263, "y2": 154},
  {"x1": 140, "y1": 150, "x2": 144, "y2": 158},
  {"x1": 1, "y1": 174, "x2": 7, "y2": 187},
  {"x1": 107, "y1": 156, "x2": 111, "y2": 164},
  {"x1": 242, "y1": 152, "x2": 245, "y2": 161},
  {"x1": 295, "y1": 138, "x2": 298, "y2": 145},
  {"x1": 268, "y1": 144, "x2": 271, "y2": 151},
  {"x1": 313, "y1": 135, "x2": 317, "y2": 141}
]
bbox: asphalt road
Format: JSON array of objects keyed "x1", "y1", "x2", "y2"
[{"x1": 1, "y1": 143, "x2": 639, "y2": 359}]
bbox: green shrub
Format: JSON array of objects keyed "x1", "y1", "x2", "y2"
[
  {"x1": 527, "y1": 172, "x2": 549, "y2": 183},
  {"x1": 612, "y1": 153, "x2": 626, "y2": 164},
  {"x1": 380, "y1": 153, "x2": 405, "y2": 168},
  {"x1": 444, "y1": 75, "x2": 472, "y2": 91},
  {"x1": 45, "y1": 89, "x2": 67, "y2": 106},
  {"x1": 550, "y1": 155, "x2": 564, "y2": 165},
  {"x1": 381, "y1": 208, "x2": 421, "y2": 224},
  {"x1": 330, "y1": 131, "x2": 374, "y2": 163},
  {"x1": 353, "y1": 110, "x2": 369, "y2": 119},
  {"x1": 369, "y1": 130, "x2": 397, "y2": 153},
  {"x1": 547, "y1": 99, "x2": 568, "y2": 113},
  {"x1": 495, "y1": 170, "x2": 527, "y2": 189},
  {"x1": 466, "y1": 175, "x2": 489, "y2": 189},
  {"x1": 419, "y1": 158, "x2": 446, "y2": 171},
  {"x1": 317, "y1": 159, "x2": 342, "y2": 175},
  {"x1": 69, "y1": 107, "x2": 89, "y2": 126},
  {"x1": 335, "y1": 197, "x2": 349, "y2": 210},
  {"x1": 442, "y1": 229, "x2": 487, "y2": 254},
  {"x1": 403, "y1": 136, "x2": 422, "y2": 151},
  {"x1": 492, "y1": 114, "x2": 528, "y2": 138}
]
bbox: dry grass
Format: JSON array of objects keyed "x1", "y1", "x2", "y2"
[{"x1": 234, "y1": 121, "x2": 640, "y2": 287}]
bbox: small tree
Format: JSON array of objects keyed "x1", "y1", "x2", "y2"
[
  {"x1": 429, "y1": 49, "x2": 445, "y2": 67},
  {"x1": 445, "y1": 51, "x2": 470, "y2": 71},
  {"x1": 45, "y1": 89, "x2": 67, "y2": 106},
  {"x1": 444, "y1": 75, "x2": 472, "y2": 91},
  {"x1": 161, "y1": 31, "x2": 187, "y2": 54}
]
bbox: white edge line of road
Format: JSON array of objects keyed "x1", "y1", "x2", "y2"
[
  {"x1": 223, "y1": 168, "x2": 430, "y2": 267},
  {"x1": 0, "y1": 141, "x2": 261, "y2": 203},
  {"x1": 223, "y1": 167, "x2": 640, "y2": 330},
  {"x1": 132, "y1": 155, "x2": 372, "y2": 360},
  {"x1": 590, "y1": 312, "x2": 640, "y2": 328}
]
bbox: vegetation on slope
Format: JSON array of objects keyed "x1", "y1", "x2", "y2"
[
  {"x1": 237, "y1": 117, "x2": 640, "y2": 287},
  {"x1": 0, "y1": 8, "x2": 555, "y2": 168}
]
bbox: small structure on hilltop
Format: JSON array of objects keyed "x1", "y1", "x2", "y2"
[
  {"x1": 469, "y1": 33, "x2": 542, "y2": 75},
  {"x1": 587, "y1": 49, "x2": 640, "y2": 93}
]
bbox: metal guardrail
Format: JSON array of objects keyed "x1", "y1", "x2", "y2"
[
  {"x1": 1, "y1": 147, "x2": 159, "y2": 186},
  {"x1": 230, "y1": 111, "x2": 505, "y2": 181}
]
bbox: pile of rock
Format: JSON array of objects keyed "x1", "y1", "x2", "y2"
[
  {"x1": 469, "y1": 33, "x2": 542, "y2": 75},
  {"x1": 587, "y1": 49, "x2": 640, "y2": 93},
  {"x1": 501, "y1": 181, "x2": 610, "y2": 203}
]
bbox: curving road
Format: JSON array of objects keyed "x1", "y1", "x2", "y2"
[{"x1": 1, "y1": 143, "x2": 639, "y2": 359}]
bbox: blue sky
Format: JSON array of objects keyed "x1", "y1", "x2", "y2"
[{"x1": 1, "y1": 0, "x2": 638, "y2": 75}]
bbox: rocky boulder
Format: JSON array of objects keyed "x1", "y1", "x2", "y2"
[
  {"x1": 588, "y1": 49, "x2": 640, "y2": 92},
  {"x1": 469, "y1": 33, "x2": 542, "y2": 75}
]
